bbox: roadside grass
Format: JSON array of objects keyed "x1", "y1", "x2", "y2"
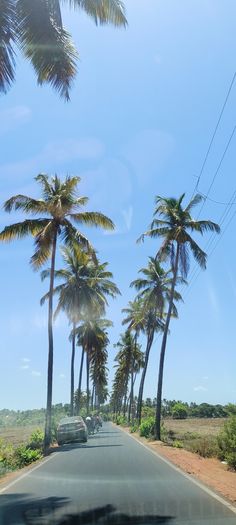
[
  {"x1": 0, "y1": 425, "x2": 42, "y2": 447},
  {"x1": 0, "y1": 428, "x2": 44, "y2": 478}
]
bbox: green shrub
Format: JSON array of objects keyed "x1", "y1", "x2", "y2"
[
  {"x1": 189, "y1": 436, "x2": 218, "y2": 458},
  {"x1": 116, "y1": 415, "x2": 127, "y2": 426},
  {"x1": 130, "y1": 423, "x2": 139, "y2": 433},
  {"x1": 14, "y1": 445, "x2": 42, "y2": 468},
  {"x1": 28, "y1": 429, "x2": 44, "y2": 449},
  {"x1": 140, "y1": 417, "x2": 155, "y2": 438},
  {"x1": 217, "y1": 417, "x2": 236, "y2": 470},
  {"x1": 172, "y1": 403, "x2": 188, "y2": 419},
  {"x1": 173, "y1": 440, "x2": 183, "y2": 448},
  {"x1": 160, "y1": 423, "x2": 168, "y2": 442}
]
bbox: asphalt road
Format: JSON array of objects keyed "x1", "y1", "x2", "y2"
[{"x1": 0, "y1": 423, "x2": 236, "y2": 525}]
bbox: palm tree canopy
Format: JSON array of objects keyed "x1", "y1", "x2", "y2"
[
  {"x1": 0, "y1": 0, "x2": 127, "y2": 99},
  {"x1": 138, "y1": 193, "x2": 220, "y2": 276},
  {"x1": 40, "y1": 246, "x2": 120, "y2": 321},
  {"x1": 130, "y1": 258, "x2": 183, "y2": 322},
  {"x1": 0, "y1": 174, "x2": 115, "y2": 269}
]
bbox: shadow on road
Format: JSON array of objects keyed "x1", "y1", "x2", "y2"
[
  {"x1": 0, "y1": 496, "x2": 175, "y2": 525},
  {"x1": 55, "y1": 443, "x2": 124, "y2": 452}
]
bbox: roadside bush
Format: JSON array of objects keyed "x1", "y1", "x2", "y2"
[
  {"x1": 217, "y1": 417, "x2": 236, "y2": 470},
  {"x1": 28, "y1": 429, "x2": 44, "y2": 450},
  {"x1": 116, "y1": 415, "x2": 127, "y2": 426},
  {"x1": 14, "y1": 445, "x2": 42, "y2": 468},
  {"x1": 140, "y1": 417, "x2": 155, "y2": 438},
  {"x1": 130, "y1": 423, "x2": 139, "y2": 433},
  {"x1": 173, "y1": 440, "x2": 183, "y2": 448},
  {"x1": 188, "y1": 436, "x2": 218, "y2": 458},
  {"x1": 172, "y1": 403, "x2": 188, "y2": 419}
]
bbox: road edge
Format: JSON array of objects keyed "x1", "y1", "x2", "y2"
[
  {"x1": 0, "y1": 452, "x2": 59, "y2": 494},
  {"x1": 115, "y1": 423, "x2": 236, "y2": 516}
]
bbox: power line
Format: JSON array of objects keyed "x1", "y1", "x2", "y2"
[
  {"x1": 197, "y1": 125, "x2": 236, "y2": 218},
  {"x1": 191, "y1": 72, "x2": 236, "y2": 198},
  {"x1": 183, "y1": 190, "x2": 236, "y2": 298}
]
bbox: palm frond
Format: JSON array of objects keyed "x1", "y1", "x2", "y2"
[
  {"x1": 69, "y1": 211, "x2": 114, "y2": 230},
  {"x1": 17, "y1": 0, "x2": 78, "y2": 100},
  {"x1": 64, "y1": 0, "x2": 127, "y2": 26},
  {"x1": 184, "y1": 193, "x2": 203, "y2": 213},
  {"x1": 0, "y1": 0, "x2": 16, "y2": 93},
  {"x1": 185, "y1": 233, "x2": 207, "y2": 269},
  {"x1": 188, "y1": 219, "x2": 221, "y2": 235},
  {"x1": 0, "y1": 218, "x2": 50, "y2": 241},
  {"x1": 3, "y1": 194, "x2": 48, "y2": 214},
  {"x1": 62, "y1": 220, "x2": 95, "y2": 252}
]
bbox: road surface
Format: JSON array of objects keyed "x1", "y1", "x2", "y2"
[{"x1": 0, "y1": 423, "x2": 235, "y2": 524}]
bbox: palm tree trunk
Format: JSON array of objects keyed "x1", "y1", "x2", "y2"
[
  {"x1": 86, "y1": 351, "x2": 90, "y2": 415},
  {"x1": 128, "y1": 369, "x2": 134, "y2": 423},
  {"x1": 91, "y1": 383, "x2": 95, "y2": 411},
  {"x1": 154, "y1": 243, "x2": 180, "y2": 440},
  {"x1": 77, "y1": 345, "x2": 85, "y2": 414},
  {"x1": 44, "y1": 230, "x2": 57, "y2": 450},
  {"x1": 70, "y1": 322, "x2": 76, "y2": 416},
  {"x1": 136, "y1": 330, "x2": 154, "y2": 424}
]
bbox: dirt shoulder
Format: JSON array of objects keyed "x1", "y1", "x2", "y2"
[{"x1": 118, "y1": 425, "x2": 236, "y2": 506}]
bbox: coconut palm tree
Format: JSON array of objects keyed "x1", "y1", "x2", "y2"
[
  {"x1": 76, "y1": 317, "x2": 112, "y2": 414},
  {"x1": 113, "y1": 330, "x2": 143, "y2": 418},
  {"x1": 0, "y1": 174, "x2": 114, "y2": 447},
  {"x1": 138, "y1": 193, "x2": 220, "y2": 439},
  {"x1": 130, "y1": 258, "x2": 183, "y2": 423},
  {"x1": 0, "y1": 0, "x2": 127, "y2": 99},
  {"x1": 90, "y1": 336, "x2": 109, "y2": 410},
  {"x1": 40, "y1": 245, "x2": 119, "y2": 415}
]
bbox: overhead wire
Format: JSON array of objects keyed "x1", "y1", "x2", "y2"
[{"x1": 190, "y1": 71, "x2": 236, "y2": 199}]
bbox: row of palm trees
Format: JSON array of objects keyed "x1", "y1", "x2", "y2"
[
  {"x1": 0, "y1": 174, "x2": 120, "y2": 447},
  {"x1": 0, "y1": 182, "x2": 220, "y2": 445},
  {"x1": 111, "y1": 194, "x2": 220, "y2": 438}
]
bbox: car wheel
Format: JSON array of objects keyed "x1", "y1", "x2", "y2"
[
  {"x1": 57, "y1": 441, "x2": 63, "y2": 446},
  {"x1": 83, "y1": 437, "x2": 88, "y2": 443}
]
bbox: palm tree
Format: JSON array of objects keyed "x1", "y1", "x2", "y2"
[
  {"x1": 130, "y1": 258, "x2": 183, "y2": 424},
  {"x1": 0, "y1": 0, "x2": 127, "y2": 99},
  {"x1": 41, "y1": 246, "x2": 119, "y2": 416},
  {"x1": 138, "y1": 193, "x2": 220, "y2": 439},
  {"x1": 113, "y1": 330, "x2": 141, "y2": 418},
  {"x1": 0, "y1": 174, "x2": 114, "y2": 447},
  {"x1": 90, "y1": 332, "x2": 110, "y2": 410},
  {"x1": 127, "y1": 339, "x2": 144, "y2": 423},
  {"x1": 76, "y1": 317, "x2": 112, "y2": 414}
]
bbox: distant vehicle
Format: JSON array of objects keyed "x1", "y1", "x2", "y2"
[{"x1": 57, "y1": 416, "x2": 88, "y2": 445}]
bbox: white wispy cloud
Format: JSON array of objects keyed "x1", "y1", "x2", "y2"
[
  {"x1": 193, "y1": 385, "x2": 207, "y2": 392},
  {"x1": 0, "y1": 106, "x2": 31, "y2": 135},
  {"x1": 59, "y1": 373, "x2": 66, "y2": 379},
  {"x1": 207, "y1": 283, "x2": 220, "y2": 316},
  {"x1": 32, "y1": 370, "x2": 41, "y2": 377},
  {"x1": 20, "y1": 365, "x2": 30, "y2": 370},
  {"x1": 0, "y1": 137, "x2": 104, "y2": 184},
  {"x1": 22, "y1": 358, "x2": 30, "y2": 363},
  {"x1": 122, "y1": 206, "x2": 133, "y2": 231}
]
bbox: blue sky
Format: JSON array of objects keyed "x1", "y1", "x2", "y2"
[{"x1": 1, "y1": 0, "x2": 236, "y2": 410}]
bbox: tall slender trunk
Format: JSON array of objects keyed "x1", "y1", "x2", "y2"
[
  {"x1": 128, "y1": 369, "x2": 134, "y2": 423},
  {"x1": 154, "y1": 243, "x2": 180, "y2": 440},
  {"x1": 128, "y1": 331, "x2": 137, "y2": 423},
  {"x1": 91, "y1": 383, "x2": 95, "y2": 411},
  {"x1": 136, "y1": 330, "x2": 154, "y2": 424},
  {"x1": 70, "y1": 322, "x2": 76, "y2": 416},
  {"x1": 44, "y1": 230, "x2": 57, "y2": 450},
  {"x1": 77, "y1": 345, "x2": 85, "y2": 414},
  {"x1": 86, "y1": 350, "x2": 90, "y2": 415}
]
